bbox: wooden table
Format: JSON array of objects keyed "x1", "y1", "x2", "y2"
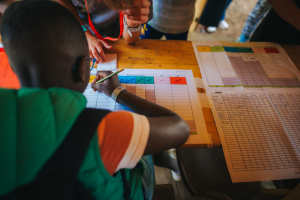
[
  {"x1": 1, "y1": 39, "x2": 299, "y2": 148},
  {"x1": 104, "y1": 39, "x2": 300, "y2": 148}
]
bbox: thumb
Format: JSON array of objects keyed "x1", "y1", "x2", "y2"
[
  {"x1": 101, "y1": 40, "x2": 112, "y2": 49},
  {"x1": 91, "y1": 82, "x2": 104, "y2": 91}
]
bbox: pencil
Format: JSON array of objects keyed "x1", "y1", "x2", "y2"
[{"x1": 95, "y1": 68, "x2": 124, "y2": 84}]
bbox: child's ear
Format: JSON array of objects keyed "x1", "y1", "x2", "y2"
[{"x1": 72, "y1": 56, "x2": 88, "y2": 83}]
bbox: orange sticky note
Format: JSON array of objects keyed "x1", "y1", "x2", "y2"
[
  {"x1": 89, "y1": 75, "x2": 96, "y2": 83},
  {"x1": 0, "y1": 50, "x2": 20, "y2": 89},
  {"x1": 170, "y1": 77, "x2": 187, "y2": 84},
  {"x1": 197, "y1": 46, "x2": 211, "y2": 52}
]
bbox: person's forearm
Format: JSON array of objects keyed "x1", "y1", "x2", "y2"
[
  {"x1": 116, "y1": 91, "x2": 190, "y2": 155},
  {"x1": 267, "y1": 0, "x2": 300, "y2": 31},
  {"x1": 123, "y1": 27, "x2": 141, "y2": 44},
  {"x1": 117, "y1": 91, "x2": 177, "y2": 117}
]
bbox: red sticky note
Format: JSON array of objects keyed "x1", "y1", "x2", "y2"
[
  {"x1": 170, "y1": 77, "x2": 187, "y2": 84},
  {"x1": 0, "y1": 50, "x2": 20, "y2": 89},
  {"x1": 264, "y1": 48, "x2": 279, "y2": 53}
]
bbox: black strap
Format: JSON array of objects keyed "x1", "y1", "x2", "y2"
[
  {"x1": 1, "y1": 108, "x2": 132, "y2": 200},
  {"x1": 35, "y1": 107, "x2": 132, "y2": 199},
  {"x1": 121, "y1": 169, "x2": 131, "y2": 200},
  {"x1": 35, "y1": 108, "x2": 110, "y2": 179}
]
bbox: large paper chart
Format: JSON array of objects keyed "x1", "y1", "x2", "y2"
[
  {"x1": 84, "y1": 69, "x2": 207, "y2": 145},
  {"x1": 192, "y1": 41, "x2": 300, "y2": 88},
  {"x1": 208, "y1": 90, "x2": 300, "y2": 182}
]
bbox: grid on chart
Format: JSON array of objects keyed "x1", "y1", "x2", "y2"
[
  {"x1": 197, "y1": 46, "x2": 300, "y2": 87},
  {"x1": 84, "y1": 74, "x2": 197, "y2": 135},
  {"x1": 268, "y1": 94, "x2": 300, "y2": 161},
  {"x1": 211, "y1": 93, "x2": 300, "y2": 172}
]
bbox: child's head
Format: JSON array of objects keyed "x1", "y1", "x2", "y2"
[{"x1": 1, "y1": 1, "x2": 90, "y2": 93}]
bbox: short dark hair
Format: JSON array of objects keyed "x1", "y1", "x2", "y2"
[{"x1": 1, "y1": 0, "x2": 87, "y2": 71}]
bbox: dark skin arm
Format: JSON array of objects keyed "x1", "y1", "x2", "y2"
[
  {"x1": 91, "y1": 71, "x2": 190, "y2": 155},
  {"x1": 267, "y1": 0, "x2": 300, "y2": 31}
]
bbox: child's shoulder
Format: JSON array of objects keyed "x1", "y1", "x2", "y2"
[{"x1": 97, "y1": 111, "x2": 150, "y2": 174}]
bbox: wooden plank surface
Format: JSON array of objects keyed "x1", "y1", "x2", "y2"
[{"x1": 104, "y1": 40, "x2": 300, "y2": 149}]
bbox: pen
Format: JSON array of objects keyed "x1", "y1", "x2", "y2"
[{"x1": 95, "y1": 68, "x2": 124, "y2": 84}]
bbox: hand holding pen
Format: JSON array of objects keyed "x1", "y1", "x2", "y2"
[{"x1": 91, "y1": 69, "x2": 124, "y2": 96}]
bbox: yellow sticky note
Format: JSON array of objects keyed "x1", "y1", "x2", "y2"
[
  {"x1": 197, "y1": 46, "x2": 211, "y2": 52},
  {"x1": 89, "y1": 75, "x2": 96, "y2": 83}
]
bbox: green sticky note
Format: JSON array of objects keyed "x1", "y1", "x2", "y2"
[
  {"x1": 238, "y1": 48, "x2": 253, "y2": 53},
  {"x1": 145, "y1": 76, "x2": 154, "y2": 84},
  {"x1": 136, "y1": 76, "x2": 145, "y2": 84},
  {"x1": 210, "y1": 46, "x2": 225, "y2": 52}
]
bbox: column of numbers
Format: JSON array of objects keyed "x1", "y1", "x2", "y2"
[
  {"x1": 199, "y1": 51, "x2": 223, "y2": 86},
  {"x1": 154, "y1": 75, "x2": 173, "y2": 111},
  {"x1": 212, "y1": 93, "x2": 300, "y2": 171},
  {"x1": 268, "y1": 94, "x2": 300, "y2": 167}
]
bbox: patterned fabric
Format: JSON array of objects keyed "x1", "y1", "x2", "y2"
[
  {"x1": 241, "y1": 0, "x2": 271, "y2": 40},
  {"x1": 148, "y1": 0, "x2": 196, "y2": 34},
  {"x1": 140, "y1": 155, "x2": 155, "y2": 200},
  {"x1": 250, "y1": 0, "x2": 300, "y2": 44},
  {"x1": 71, "y1": 0, "x2": 153, "y2": 38}
]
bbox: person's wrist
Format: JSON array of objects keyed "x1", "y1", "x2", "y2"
[
  {"x1": 126, "y1": 19, "x2": 140, "y2": 28},
  {"x1": 111, "y1": 86, "x2": 127, "y2": 102},
  {"x1": 85, "y1": 30, "x2": 94, "y2": 38}
]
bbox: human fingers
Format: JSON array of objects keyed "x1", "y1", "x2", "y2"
[
  {"x1": 91, "y1": 73, "x2": 101, "y2": 91},
  {"x1": 93, "y1": 41, "x2": 107, "y2": 62},
  {"x1": 97, "y1": 71, "x2": 112, "y2": 78},
  {"x1": 91, "y1": 72, "x2": 101, "y2": 84},
  {"x1": 91, "y1": 47, "x2": 103, "y2": 63},
  {"x1": 126, "y1": 15, "x2": 148, "y2": 23},
  {"x1": 123, "y1": 7, "x2": 149, "y2": 16},
  {"x1": 96, "y1": 46, "x2": 106, "y2": 63},
  {"x1": 91, "y1": 72, "x2": 110, "y2": 91},
  {"x1": 89, "y1": 52, "x2": 93, "y2": 59},
  {"x1": 91, "y1": 71, "x2": 115, "y2": 96},
  {"x1": 130, "y1": 0, "x2": 150, "y2": 8},
  {"x1": 100, "y1": 40, "x2": 112, "y2": 49},
  {"x1": 91, "y1": 82, "x2": 105, "y2": 92}
]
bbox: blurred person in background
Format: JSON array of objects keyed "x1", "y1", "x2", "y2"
[
  {"x1": 236, "y1": 0, "x2": 271, "y2": 42},
  {"x1": 250, "y1": 0, "x2": 300, "y2": 44},
  {"x1": 55, "y1": 0, "x2": 153, "y2": 62},
  {"x1": 198, "y1": 0, "x2": 231, "y2": 33},
  {"x1": 140, "y1": 0, "x2": 196, "y2": 41}
]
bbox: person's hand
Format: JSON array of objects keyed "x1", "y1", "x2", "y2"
[
  {"x1": 123, "y1": 0, "x2": 150, "y2": 27},
  {"x1": 85, "y1": 32, "x2": 112, "y2": 63},
  {"x1": 91, "y1": 71, "x2": 121, "y2": 96}
]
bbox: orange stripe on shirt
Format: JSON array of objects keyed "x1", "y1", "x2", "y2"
[
  {"x1": 0, "y1": 51, "x2": 20, "y2": 89},
  {"x1": 97, "y1": 111, "x2": 134, "y2": 175}
]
